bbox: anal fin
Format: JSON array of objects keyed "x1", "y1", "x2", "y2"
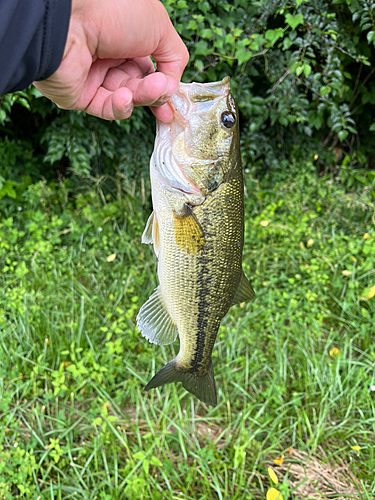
[
  {"x1": 231, "y1": 271, "x2": 255, "y2": 306},
  {"x1": 136, "y1": 286, "x2": 177, "y2": 345}
]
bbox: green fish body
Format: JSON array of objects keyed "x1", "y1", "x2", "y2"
[{"x1": 137, "y1": 77, "x2": 254, "y2": 406}]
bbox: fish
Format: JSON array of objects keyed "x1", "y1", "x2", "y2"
[{"x1": 136, "y1": 77, "x2": 254, "y2": 407}]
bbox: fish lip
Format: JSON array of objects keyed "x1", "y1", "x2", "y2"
[{"x1": 170, "y1": 76, "x2": 231, "y2": 120}]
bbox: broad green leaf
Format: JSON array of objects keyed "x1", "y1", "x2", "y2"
[
  {"x1": 285, "y1": 13, "x2": 304, "y2": 30},
  {"x1": 194, "y1": 40, "x2": 211, "y2": 56},
  {"x1": 200, "y1": 28, "x2": 212, "y2": 39},
  {"x1": 303, "y1": 64, "x2": 312, "y2": 77},
  {"x1": 265, "y1": 28, "x2": 284, "y2": 46},
  {"x1": 0, "y1": 180, "x2": 17, "y2": 199},
  {"x1": 289, "y1": 60, "x2": 299, "y2": 73},
  {"x1": 236, "y1": 49, "x2": 253, "y2": 65},
  {"x1": 283, "y1": 37, "x2": 293, "y2": 50},
  {"x1": 338, "y1": 130, "x2": 349, "y2": 142},
  {"x1": 176, "y1": 0, "x2": 187, "y2": 8},
  {"x1": 142, "y1": 459, "x2": 149, "y2": 474},
  {"x1": 150, "y1": 456, "x2": 163, "y2": 466},
  {"x1": 296, "y1": 64, "x2": 304, "y2": 76},
  {"x1": 320, "y1": 86, "x2": 331, "y2": 96}
]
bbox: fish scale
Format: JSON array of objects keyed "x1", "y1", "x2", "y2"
[{"x1": 137, "y1": 77, "x2": 254, "y2": 406}]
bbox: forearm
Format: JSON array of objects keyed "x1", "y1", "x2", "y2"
[{"x1": 0, "y1": 0, "x2": 71, "y2": 95}]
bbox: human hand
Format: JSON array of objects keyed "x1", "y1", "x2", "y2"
[{"x1": 34, "y1": 0, "x2": 188, "y2": 122}]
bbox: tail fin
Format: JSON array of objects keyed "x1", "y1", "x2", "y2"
[{"x1": 145, "y1": 359, "x2": 217, "y2": 407}]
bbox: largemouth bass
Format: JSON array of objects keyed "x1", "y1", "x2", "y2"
[{"x1": 137, "y1": 77, "x2": 254, "y2": 407}]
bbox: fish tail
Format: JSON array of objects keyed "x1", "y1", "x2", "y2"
[{"x1": 145, "y1": 359, "x2": 217, "y2": 407}]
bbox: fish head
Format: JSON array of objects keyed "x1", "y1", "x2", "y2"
[
  {"x1": 169, "y1": 76, "x2": 239, "y2": 194},
  {"x1": 153, "y1": 77, "x2": 239, "y2": 201}
]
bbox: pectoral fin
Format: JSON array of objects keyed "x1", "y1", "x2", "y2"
[
  {"x1": 141, "y1": 211, "x2": 160, "y2": 257},
  {"x1": 141, "y1": 212, "x2": 154, "y2": 244},
  {"x1": 136, "y1": 286, "x2": 177, "y2": 346},
  {"x1": 231, "y1": 271, "x2": 255, "y2": 306},
  {"x1": 173, "y1": 205, "x2": 205, "y2": 255}
]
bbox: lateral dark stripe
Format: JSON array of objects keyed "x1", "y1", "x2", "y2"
[{"x1": 192, "y1": 254, "x2": 211, "y2": 369}]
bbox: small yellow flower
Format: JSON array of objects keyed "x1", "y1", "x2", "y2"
[
  {"x1": 351, "y1": 445, "x2": 361, "y2": 452},
  {"x1": 351, "y1": 256, "x2": 357, "y2": 262},
  {"x1": 342, "y1": 270, "x2": 352, "y2": 276},
  {"x1": 273, "y1": 455, "x2": 284, "y2": 466},
  {"x1": 363, "y1": 233, "x2": 371, "y2": 240},
  {"x1": 307, "y1": 239, "x2": 314, "y2": 247},
  {"x1": 268, "y1": 467, "x2": 278, "y2": 485},
  {"x1": 106, "y1": 253, "x2": 116, "y2": 262},
  {"x1": 368, "y1": 286, "x2": 375, "y2": 299},
  {"x1": 260, "y1": 220, "x2": 269, "y2": 227},
  {"x1": 313, "y1": 154, "x2": 318, "y2": 160},
  {"x1": 266, "y1": 488, "x2": 284, "y2": 500},
  {"x1": 329, "y1": 347, "x2": 340, "y2": 358}
]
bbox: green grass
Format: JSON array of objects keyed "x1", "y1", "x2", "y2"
[{"x1": 0, "y1": 161, "x2": 374, "y2": 499}]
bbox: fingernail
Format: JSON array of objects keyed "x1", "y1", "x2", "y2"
[
  {"x1": 164, "y1": 79, "x2": 171, "y2": 96},
  {"x1": 158, "y1": 80, "x2": 172, "y2": 103},
  {"x1": 124, "y1": 96, "x2": 132, "y2": 108},
  {"x1": 156, "y1": 97, "x2": 170, "y2": 105},
  {"x1": 123, "y1": 99, "x2": 133, "y2": 113}
]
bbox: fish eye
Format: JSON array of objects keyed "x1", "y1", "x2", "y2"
[{"x1": 221, "y1": 111, "x2": 236, "y2": 129}]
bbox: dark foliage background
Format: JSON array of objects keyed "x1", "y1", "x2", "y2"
[{"x1": 1, "y1": 0, "x2": 375, "y2": 209}]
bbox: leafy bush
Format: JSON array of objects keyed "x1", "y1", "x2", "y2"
[
  {"x1": 171, "y1": 0, "x2": 375, "y2": 170},
  {"x1": 1, "y1": 0, "x2": 375, "y2": 189}
]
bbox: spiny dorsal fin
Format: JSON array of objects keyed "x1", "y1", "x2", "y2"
[
  {"x1": 173, "y1": 205, "x2": 205, "y2": 255},
  {"x1": 231, "y1": 271, "x2": 255, "y2": 306},
  {"x1": 141, "y1": 211, "x2": 160, "y2": 257},
  {"x1": 136, "y1": 287, "x2": 177, "y2": 346}
]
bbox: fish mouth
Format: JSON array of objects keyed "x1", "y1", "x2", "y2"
[{"x1": 169, "y1": 76, "x2": 231, "y2": 123}]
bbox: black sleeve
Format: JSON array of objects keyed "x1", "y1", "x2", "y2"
[{"x1": 0, "y1": 0, "x2": 71, "y2": 95}]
